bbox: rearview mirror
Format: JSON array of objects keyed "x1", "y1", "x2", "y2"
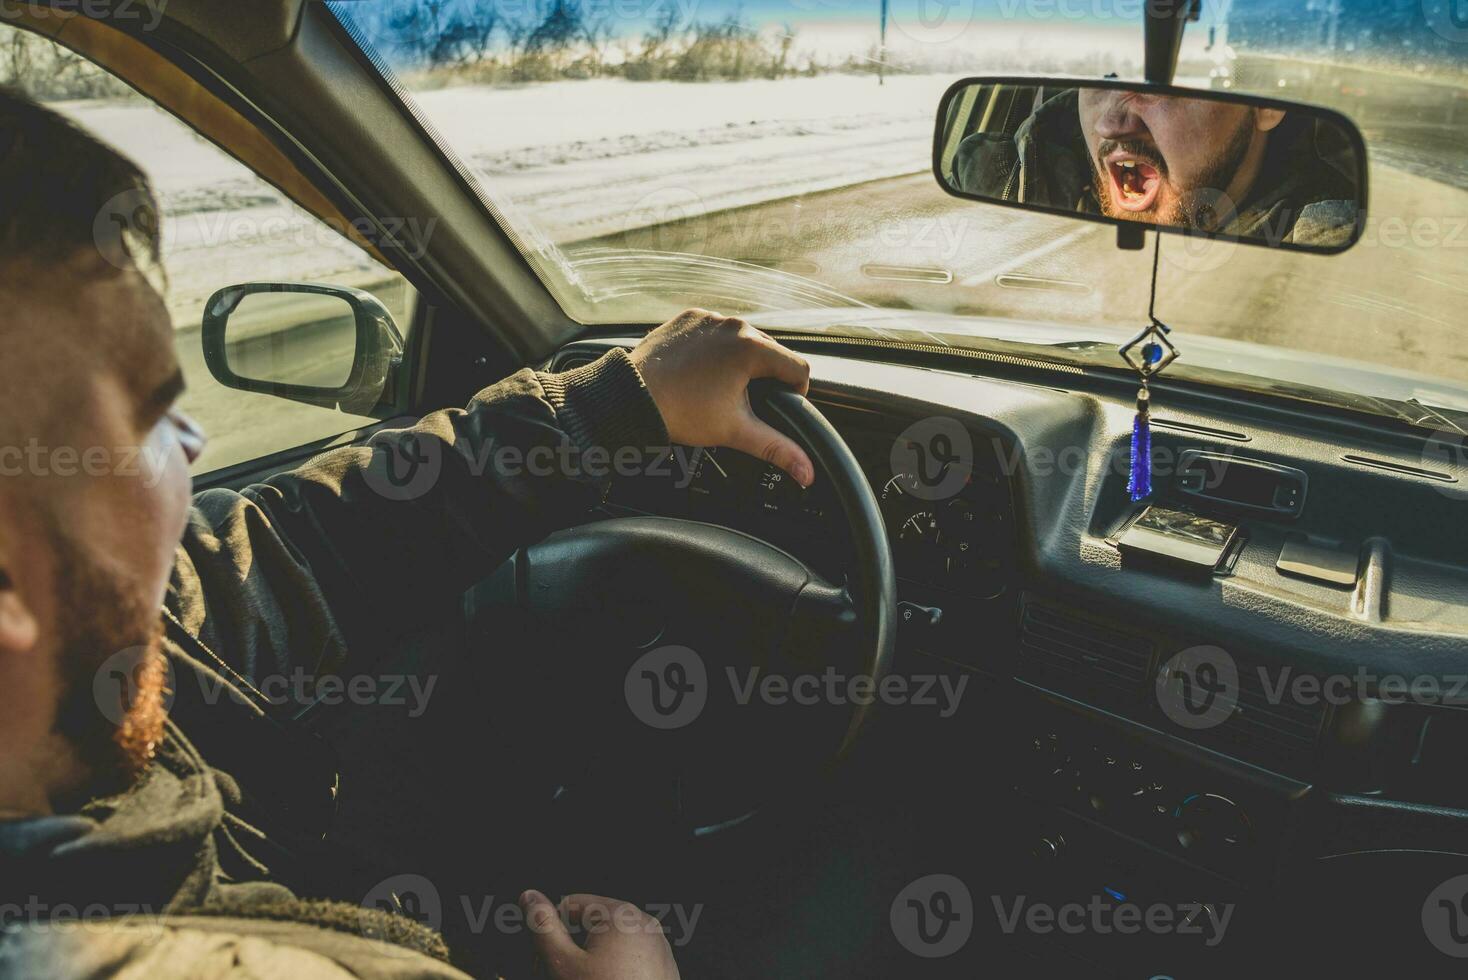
[
  {"x1": 933, "y1": 77, "x2": 1367, "y2": 253},
  {"x1": 201, "y1": 281, "x2": 404, "y2": 416}
]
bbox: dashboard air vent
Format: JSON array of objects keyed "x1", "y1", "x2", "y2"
[
  {"x1": 1018, "y1": 602, "x2": 1155, "y2": 710},
  {"x1": 1179, "y1": 653, "x2": 1325, "y2": 772}
]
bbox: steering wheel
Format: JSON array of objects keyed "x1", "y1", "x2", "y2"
[{"x1": 472, "y1": 382, "x2": 896, "y2": 836}]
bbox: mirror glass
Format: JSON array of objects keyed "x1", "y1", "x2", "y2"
[
  {"x1": 221, "y1": 290, "x2": 358, "y2": 389},
  {"x1": 936, "y1": 80, "x2": 1365, "y2": 251}
]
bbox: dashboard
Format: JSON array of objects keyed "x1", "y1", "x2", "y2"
[{"x1": 551, "y1": 337, "x2": 1468, "y2": 973}]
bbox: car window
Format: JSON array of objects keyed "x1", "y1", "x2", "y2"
[{"x1": 0, "y1": 22, "x2": 417, "y2": 475}]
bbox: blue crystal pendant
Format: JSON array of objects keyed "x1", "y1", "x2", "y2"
[
  {"x1": 1118, "y1": 318, "x2": 1179, "y2": 502},
  {"x1": 1119, "y1": 317, "x2": 1178, "y2": 377}
]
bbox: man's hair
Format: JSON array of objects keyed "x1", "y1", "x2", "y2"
[{"x1": 0, "y1": 84, "x2": 160, "y2": 274}]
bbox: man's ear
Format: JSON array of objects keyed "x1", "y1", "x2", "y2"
[
  {"x1": 1256, "y1": 107, "x2": 1287, "y2": 133},
  {"x1": 0, "y1": 569, "x2": 40, "y2": 655}
]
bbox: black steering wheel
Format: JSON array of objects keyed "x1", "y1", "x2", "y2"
[{"x1": 472, "y1": 383, "x2": 896, "y2": 836}]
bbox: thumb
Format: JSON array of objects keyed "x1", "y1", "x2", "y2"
[
  {"x1": 521, "y1": 889, "x2": 582, "y2": 973},
  {"x1": 733, "y1": 411, "x2": 814, "y2": 488}
]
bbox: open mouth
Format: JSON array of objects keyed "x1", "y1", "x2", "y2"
[{"x1": 1105, "y1": 152, "x2": 1162, "y2": 212}]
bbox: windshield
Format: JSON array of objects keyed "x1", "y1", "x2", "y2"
[{"x1": 333, "y1": 0, "x2": 1468, "y2": 419}]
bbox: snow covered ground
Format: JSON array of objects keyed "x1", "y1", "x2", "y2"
[{"x1": 66, "y1": 75, "x2": 954, "y2": 323}]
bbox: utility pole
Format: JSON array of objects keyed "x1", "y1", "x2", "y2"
[{"x1": 879, "y1": 0, "x2": 888, "y2": 85}]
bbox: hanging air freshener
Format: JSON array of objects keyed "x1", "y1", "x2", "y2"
[{"x1": 1118, "y1": 236, "x2": 1179, "y2": 502}]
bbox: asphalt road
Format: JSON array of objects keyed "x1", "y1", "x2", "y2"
[{"x1": 576, "y1": 156, "x2": 1468, "y2": 395}]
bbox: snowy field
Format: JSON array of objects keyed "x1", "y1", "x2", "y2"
[{"x1": 68, "y1": 75, "x2": 953, "y2": 320}]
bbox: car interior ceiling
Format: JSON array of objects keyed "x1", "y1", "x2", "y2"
[{"x1": 15, "y1": 1, "x2": 1468, "y2": 978}]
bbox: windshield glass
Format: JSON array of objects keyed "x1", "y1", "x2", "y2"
[{"x1": 332, "y1": 0, "x2": 1468, "y2": 419}]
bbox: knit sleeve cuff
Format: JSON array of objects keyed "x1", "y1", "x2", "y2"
[{"x1": 537, "y1": 347, "x2": 669, "y2": 459}]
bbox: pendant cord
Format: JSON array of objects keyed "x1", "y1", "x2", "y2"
[{"x1": 1146, "y1": 230, "x2": 1161, "y2": 323}]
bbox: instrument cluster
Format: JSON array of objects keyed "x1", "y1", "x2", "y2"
[{"x1": 603, "y1": 414, "x2": 1012, "y2": 600}]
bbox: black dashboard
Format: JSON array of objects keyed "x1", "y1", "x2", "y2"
[{"x1": 551, "y1": 336, "x2": 1468, "y2": 974}]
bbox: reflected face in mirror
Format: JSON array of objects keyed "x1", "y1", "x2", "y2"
[
  {"x1": 938, "y1": 79, "x2": 1366, "y2": 250},
  {"x1": 1077, "y1": 89, "x2": 1285, "y2": 227}
]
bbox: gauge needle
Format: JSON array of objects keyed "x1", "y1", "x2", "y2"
[
  {"x1": 904, "y1": 516, "x2": 925, "y2": 536},
  {"x1": 708, "y1": 451, "x2": 730, "y2": 479}
]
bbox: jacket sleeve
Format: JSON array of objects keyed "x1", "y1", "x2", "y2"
[{"x1": 165, "y1": 349, "x2": 667, "y2": 688}]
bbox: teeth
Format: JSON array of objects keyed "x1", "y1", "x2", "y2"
[{"x1": 1119, "y1": 160, "x2": 1136, "y2": 169}]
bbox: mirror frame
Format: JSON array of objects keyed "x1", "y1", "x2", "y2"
[
  {"x1": 932, "y1": 75, "x2": 1370, "y2": 255},
  {"x1": 201, "y1": 281, "x2": 405, "y2": 416}
]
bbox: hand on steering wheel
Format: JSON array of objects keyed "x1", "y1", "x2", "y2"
[{"x1": 630, "y1": 309, "x2": 815, "y2": 487}]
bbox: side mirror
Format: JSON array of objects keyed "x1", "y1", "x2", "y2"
[
  {"x1": 201, "y1": 281, "x2": 405, "y2": 416},
  {"x1": 934, "y1": 76, "x2": 1368, "y2": 253}
]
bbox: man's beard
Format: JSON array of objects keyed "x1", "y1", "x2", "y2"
[
  {"x1": 1092, "y1": 113, "x2": 1256, "y2": 229},
  {"x1": 47, "y1": 525, "x2": 169, "y2": 790}
]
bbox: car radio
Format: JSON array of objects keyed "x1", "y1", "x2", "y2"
[{"x1": 1174, "y1": 451, "x2": 1308, "y2": 518}]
